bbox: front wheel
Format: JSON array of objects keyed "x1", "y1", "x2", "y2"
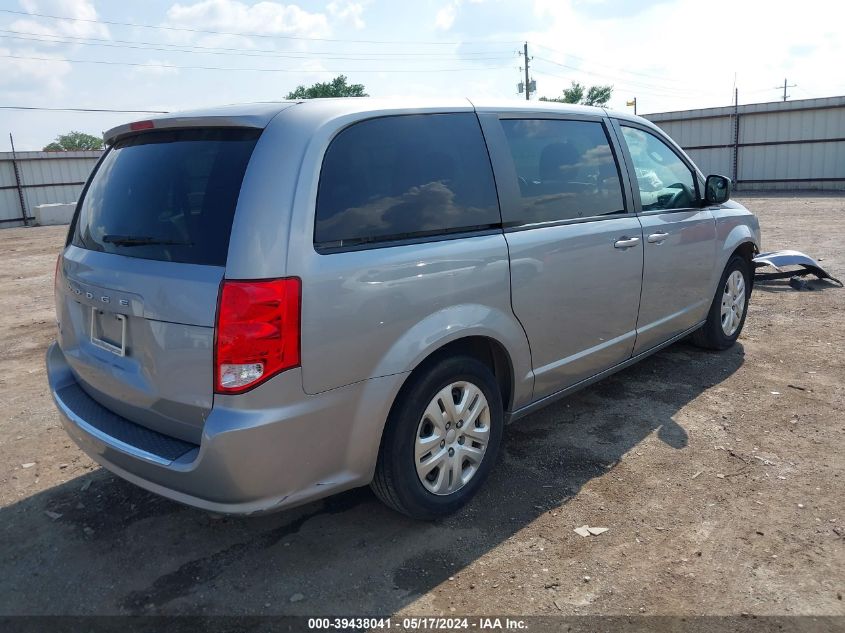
[
  {"x1": 371, "y1": 356, "x2": 503, "y2": 520},
  {"x1": 692, "y1": 255, "x2": 752, "y2": 350}
]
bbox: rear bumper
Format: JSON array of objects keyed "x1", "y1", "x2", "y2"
[{"x1": 46, "y1": 342, "x2": 404, "y2": 514}]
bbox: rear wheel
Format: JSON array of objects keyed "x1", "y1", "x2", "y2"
[
  {"x1": 371, "y1": 356, "x2": 503, "y2": 520},
  {"x1": 692, "y1": 255, "x2": 752, "y2": 350}
]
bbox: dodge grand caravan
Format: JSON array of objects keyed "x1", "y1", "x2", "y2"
[{"x1": 47, "y1": 98, "x2": 761, "y2": 519}]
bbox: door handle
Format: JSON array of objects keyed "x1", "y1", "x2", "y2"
[
  {"x1": 613, "y1": 236, "x2": 640, "y2": 249},
  {"x1": 647, "y1": 231, "x2": 669, "y2": 244}
]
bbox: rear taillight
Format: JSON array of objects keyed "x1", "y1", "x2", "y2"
[{"x1": 214, "y1": 278, "x2": 301, "y2": 394}]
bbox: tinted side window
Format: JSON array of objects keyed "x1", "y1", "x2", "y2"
[
  {"x1": 315, "y1": 113, "x2": 500, "y2": 248},
  {"x1": 500, "y1": 119, "x2": 625, "y2": 224},
  {"x1": 621, "y1": 126, "x2": 698, "y2": 211},
  {"x1": 72, "y1": 128, "x2": 260, "y2": 266}
]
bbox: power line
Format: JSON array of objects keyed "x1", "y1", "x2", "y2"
[
  {"x1": 531, "y1": 66, "x2": 693, "y2": 99},
  {"x1": 0, "y1": 106, "x2": 168, "y2": 113},
  {"x1": 0, "y1": 53, "x2": 513, "y2": 73},
  {"x1": 532, "y1": 55, "x2": 707, "y2": 95},
  {"x1": 0, "y1": 8, "x2": 521, "y2": 46},
  {"x1": 532, "y1": 56, "x2": 712, "y2": 97},
  {"x1": 0, "y1": 28, "x2": 516, "y2": 58},
  {"x1": 0, "y1": 32, "x2": 515, "y2": 62},
  {"x1": 530, "y1": 42, "x2": 689, "y2": 85},
  {"x1": 531, "y1": 67, "x2": 713, "y2": 102}
]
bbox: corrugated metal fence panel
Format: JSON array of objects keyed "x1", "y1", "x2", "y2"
[
  {"x1": 0, "y1": 158, "x2": 17, "y2": 185},
  {"x1": 739, "y1": 108, "x2": 845, "y2": 143},
  {"x1": 18, "y1": 155, "x2": 98, "y2": 187},
  {"x1": 0, "y1": 190, "x2": 25, "y2": 225},
  {"x1": 739, "y1": 142, "x2": 845, "y2": 190},
  {"x1": 645, "y1": 96, "x2": 845, "y2": 191},
  {"x1": 0, "y1": 150, "x2": 101, "y2": 226},
  {"x1": 658, "y1": 116, "x2": 735, "y2": 147},
  {"x1": 684, "y1": 147, "x2": 732, "y2": 178}
]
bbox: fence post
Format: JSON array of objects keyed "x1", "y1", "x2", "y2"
[
  {"x1": 9, "y1": 134, "x2": 29, "y2": 225},
  {"x1": 731, "y1": 89, "x2": 740, "y2": 190}
]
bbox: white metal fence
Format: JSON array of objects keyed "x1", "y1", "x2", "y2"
[
  {"x1": 645, "y1": 95, "x2": 845, "y2": 191},
  {"x1": 0, "y1": 150, "x2": 102, "y2": 227}
]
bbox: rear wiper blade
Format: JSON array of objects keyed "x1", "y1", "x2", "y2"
[{"x1": 102, "y1": 234, "x2": 192, "y2": 247}]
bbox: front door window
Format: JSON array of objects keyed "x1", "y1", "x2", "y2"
[{"x1": 621, "y1": 126, "x2": 698, "y2": 211}]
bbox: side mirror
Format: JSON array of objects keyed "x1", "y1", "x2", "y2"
[{"x1": 705, "y1": 174, "x2": 731, "y2": 205}]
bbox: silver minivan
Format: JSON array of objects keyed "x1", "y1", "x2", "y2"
[{"x1": 47, "y1": 98, "x2": 760, "y2": 519}]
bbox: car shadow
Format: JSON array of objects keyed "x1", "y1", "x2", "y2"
[{"x1": 0, "y1": 341, "x2": 745, "y2": 616}]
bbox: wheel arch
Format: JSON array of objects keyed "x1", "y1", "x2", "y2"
[
  {"x1": 713, "y1": 219, "x2": 759, "y2": 294},
  {"x1": 730, "y1": 240, "x2": 757, "y2": 264},
  {"x1": 389, "y1": 335, "x2": 517, "y2": 422},
  {"x1": 415, "y1": 336, "x2": 513, "y2": 411},
  {"x1": 722, "y1": 226, "x2": 758, "y2": 259},
  {"x1": 727, "y1": 239, "x2": 757, "y2": 285}
]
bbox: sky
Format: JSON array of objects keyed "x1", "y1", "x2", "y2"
[{"x1": 1, "y1": 0, "x2": 843, "y2": 151}]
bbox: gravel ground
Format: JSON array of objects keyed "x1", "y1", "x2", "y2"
[{"x1": 0, "y1": 195, "x2": 842, "y2": 617}]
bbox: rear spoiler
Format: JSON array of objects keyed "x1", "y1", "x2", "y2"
[
  {"x1": 104, "y1": 116, "x2": 265, "y2": 146},
  {"x1": 103, "y1": 103, "x2": 298, "y2": 146}
]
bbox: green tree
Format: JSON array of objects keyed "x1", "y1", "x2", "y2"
[
  {"x1": 540, "y1": 81, "x2": 613, "y2": 107},
  {"x1": 561, "y1": 81, "x2": 585, "y2": 104},
  {"x1": 583, "y1": 84, "x2": 613, "y2": 107},
  {"x1": 43, "y1": 131, "x2": 104, "y2": 151},
  {"x1": 286, "y1": 75, "x2": 368, "y2": 99}
]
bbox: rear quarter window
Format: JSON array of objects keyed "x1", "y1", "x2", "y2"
[
  {"x1": 314, "y1": 113, "x2": 501, "y2": 250},
  {"x1": 71, "y1": 128, "x2": 261, "y2": 266}
]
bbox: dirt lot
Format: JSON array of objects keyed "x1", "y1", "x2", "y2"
[{"x1": 0, "y1": 195, "x2": 842, "y2": 618}]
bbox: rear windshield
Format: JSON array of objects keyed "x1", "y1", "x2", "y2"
[{"x1": 71, "y1": 128, "x2": 261, "y2": 266}]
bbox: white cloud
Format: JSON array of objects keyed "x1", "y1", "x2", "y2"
[
  {"x1": 165, "y1": 0, "x2": 331, "y2": 38},
  {"x1": 327, "y1": 1, "x2": 366, "y2": 30},
  {"x1": 12, "y1": 0, "x2": 110, "y2": 39},
  {"x1": 0, "y1": 46, "x2": 71, "y2": 96},
  {"x1": 1, "y1": 1, "x2": 108, "y2": 99},
  {"x1": 435, "y1": 4, "x2": 457, "y2": 30}
]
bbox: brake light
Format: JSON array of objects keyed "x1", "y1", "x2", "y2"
[
  {"x1": 214, "y1": 278, "x2": 301, "y2": 394},
  {"x1": 129, "y1": 120, "x2": 155, "y2": 131}
]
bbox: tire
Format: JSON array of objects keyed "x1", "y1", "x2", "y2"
[
  {"x1": 371, "y1": 355, "x2": 503, "y2": 520},
  {"x1": 692, "y1": 254, "x2": 752, "y2": 350}
]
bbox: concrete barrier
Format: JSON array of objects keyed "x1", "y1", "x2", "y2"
[{"x1": 33, "y1": 203, "x2": 76, "y2": 226}]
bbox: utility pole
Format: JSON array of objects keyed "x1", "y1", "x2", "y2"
[
  {"x1": 775, "y1": 78, "x2": 796, "y2": 102},
  {"x1": 626, "y1": 98, "x2": 637, "y2": 115},
  {"x1": 523, "y1": 42, "x2": 530, "y2": 100}
]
